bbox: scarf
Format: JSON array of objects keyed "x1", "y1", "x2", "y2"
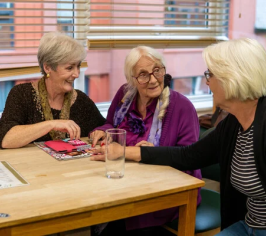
[
  {"x1": 38, "y1": 77, "x2": 73, "y2": 140},
  {"x1": 113, "y1": 92, "x2": 163, "y2": 147}
]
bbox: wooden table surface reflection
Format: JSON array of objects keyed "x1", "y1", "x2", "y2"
[{"x1": 0, "y1": 139, "x2": 204, "y2": 236}]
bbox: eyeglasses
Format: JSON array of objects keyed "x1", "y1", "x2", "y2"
[
  {"x1": 204, "y1": 70, "x2": 213, "y2": 82},
  {"x1": 134, "y1": 67, "x2": 166, "y2": 84}
]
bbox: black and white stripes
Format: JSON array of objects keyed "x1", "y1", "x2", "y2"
[{"x1": 231, "y1": 125, "x2": 266, "y2": 228}]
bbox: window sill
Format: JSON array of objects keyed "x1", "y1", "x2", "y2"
[
  {"x1": 0, "y1": 95, "x2": 212, "y2": 120},
  {"x1": 96, "y1": 94, "x2": 213, "y2": 118}
]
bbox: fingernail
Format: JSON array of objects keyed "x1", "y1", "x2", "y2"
[
  {"x1": 92, "y1": 144, "x2": 95, "y2": 147},
  {"x1": 101, "y1": 143, "x2": 105, "y2": 147}
]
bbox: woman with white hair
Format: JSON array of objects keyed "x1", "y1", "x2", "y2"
[
  {"x1": 90, "y1": 46, "x2": 201, "y2": 235},
  {"x1": 0, "y1": 31, "x2": 105, "y2": 148},
  {"x1": 93, "y1": 38, "x2": 266, "y2": 236}
]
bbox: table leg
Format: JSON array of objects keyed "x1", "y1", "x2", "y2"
[
  {"x1": 178, "y1": 189, "x2": 198, "y2": 236},
  {"x1": 0, "y1": 228, "x2": 11, "y2": 236}
]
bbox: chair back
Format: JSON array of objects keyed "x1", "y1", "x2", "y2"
[{"x1": 199, "y1": 127, "x2": 220, "y2": 182}]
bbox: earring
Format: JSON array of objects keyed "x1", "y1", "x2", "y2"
[{"x1": 46, "y1": 73, "x2": 50, "y2": 78}]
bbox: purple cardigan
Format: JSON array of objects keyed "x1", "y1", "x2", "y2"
[{"x1": 93, "y1": 85, "x2": 202, "y2": 230}]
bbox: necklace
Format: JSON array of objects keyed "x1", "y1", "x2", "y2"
[{"x1": 38, "y1": 77, "x2": 73, "y2": 140}]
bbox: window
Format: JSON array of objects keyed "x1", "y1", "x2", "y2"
[
  {"x1": 0, "y1": 0, "x2": 88, "y2": 114},
  {"x1": 57, "y1": 1, "x2": 74, "y2": 36},
  {"x1": 0, "y1": 3, "x2": 14, "y2": 49},
  {"x1": 255, "y1": 0, "x2": 266, "y2": 33},
  {"x1": 84, "y1": 0, "x2": 229, "y2": 115},
  {"x1": 172, "y1": 75, "x2": 209, "y2": 95},
  {"x1": 0, "y1": 3, "x2": 14, "y2": 112},
  {"x1": 0, "y1": 81, "x2": 14, "y2": 114},
  {"x1": 0, "y1": 1, "x2": 87, "y2": 70},
  {"x1": 86, "y1": 0, "x2": 229, "y2": 49},
  {"x1": 165, "y1": 1, "x2": 208, "y2": 26},
  {"x1": 0, "y1": 0, "x2": 230, "y2": 116}
]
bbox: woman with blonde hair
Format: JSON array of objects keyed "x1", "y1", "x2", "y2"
[
  {"x1": 0, "y1": 31, "x2": 105, "y2": 148},
  {"x1": 90, "y1": 46, "x2": 201, "y2": 235}
]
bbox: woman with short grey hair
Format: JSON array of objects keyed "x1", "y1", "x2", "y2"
[{"x1": 0, "y1": 31, "x2": 105, "y2": 148}]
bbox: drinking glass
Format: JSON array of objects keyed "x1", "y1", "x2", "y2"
[{"x1": 105, "y1": 129, "x2": 126, "y2": 179}]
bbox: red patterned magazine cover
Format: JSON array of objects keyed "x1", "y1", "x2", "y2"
[{"x1": 34, "y1": 139, "x2": 95, "y2": 161}]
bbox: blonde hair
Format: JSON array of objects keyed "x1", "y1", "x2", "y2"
[
  {"x1": 123, "y1": 46, "x2": 170, "y2": 120},
  {"x1": 203, "y1": 38, "x2": 266, "y2": 101},
  {"x1": 38, "y1": 31, "x2": 87, "y2": 75}
]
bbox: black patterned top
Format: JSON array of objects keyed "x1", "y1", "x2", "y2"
[{"x1": 0, "y1": 82, "x2": 105, "y2": 148}]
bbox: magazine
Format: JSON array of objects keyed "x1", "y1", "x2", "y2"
[{"x1": 34, "y1": 139, "x2": 94, "y2": 161}]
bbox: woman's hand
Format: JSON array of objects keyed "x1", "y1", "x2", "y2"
[
  {"x1": 90, "y1": 145, "x2": 142, "y2": 162},
  {"x1": 1, "y1": 119, "x2": 81, "y2": 149},
  {"x1": 90, "y1": 142, "x2": 124, "y2": 161},
  {"x1": 90, "y1": 146, "x2": 106, "y2": 161},
  {"x1": 50, "y1": 120, "x2": 81, "y2": 140},
  {"x1": 135, "y1": 140, "x2": 154, "y2": 147},
  {"x1": 89, "y1": 130, "x2": 106, "y2": 147}
]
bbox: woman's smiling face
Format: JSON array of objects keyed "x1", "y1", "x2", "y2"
[{"x1": 47, "y1": 62, "x2": 81, "y2": 93}]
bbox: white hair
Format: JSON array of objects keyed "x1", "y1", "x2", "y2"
[
  {"x1": 123, "y1": 46, "x2": 169, "y2": 120},
  {"x1": 158, "y1": 86, "x2": 170, "y2": 120},
  {"x1": 203, "y1": 38, "x2": 266, "y2": 101}
]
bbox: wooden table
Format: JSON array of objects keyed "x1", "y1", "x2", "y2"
[{"x1": 0, "y1": 142, "x2": 204, "y2": 236}]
